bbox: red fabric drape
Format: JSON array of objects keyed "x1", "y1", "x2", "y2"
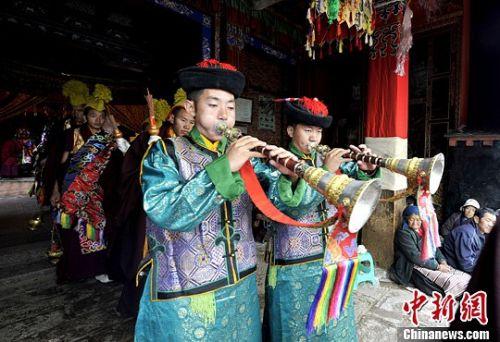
[
  {"x1": 366, "y1": 57, "x2": 408, "y2": 139},
  {"x1": 365, "y1": 3, "x2": 409, "y2": 139}
]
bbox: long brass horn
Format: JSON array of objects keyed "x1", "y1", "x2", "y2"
[
  {"x1": 311, "y1": 145, "x2": 445, "y2": 194},
  {"x1": 217, "y1": 123, "x2": 382, "y2": 232}
]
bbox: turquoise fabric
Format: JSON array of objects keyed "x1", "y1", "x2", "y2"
[
  {"x1": 138, "y1": 136, "x2": 285, "y2": 341},
  {"x1": 263, "y1": 261, "x2": 358, "y2": 341},
  {"x1": 141, "y1": 140, "x2": 282, "y2": 232},
  {"x1": 141, "y1": 140, "x2": 224, "y2": 231},
  {"x1": 135, "y1": 273, "x2": 262, "y2": 342}
]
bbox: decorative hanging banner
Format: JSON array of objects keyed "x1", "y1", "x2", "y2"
[
  {"x1": 306, "y1": 0, "x2": 376, "y2": 59},
  {"x1": 394, "y1": 4, "x2": 413, "y2": 76},
  {"x1": 416, "y1": 185, "x2": 441, "y2": 261},
  {"x1": 306, "y1": 213, "x2": 359, "y2": 334}
]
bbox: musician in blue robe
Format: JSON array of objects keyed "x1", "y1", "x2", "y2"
[
  {"x1": 135, "y1": 60, "x2": 316, "y2": 341},
  {"x1": 263, "y1": 97, "x2": 380, "y2": 341}
]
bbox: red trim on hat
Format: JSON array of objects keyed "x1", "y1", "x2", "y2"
[
  {"x1": 275, "y1": 97, "x2": 329, "y2": 117},
  {"x1": 196, "y1": 59, "x2": 238, "y2": 71},
  {"x1": 298, "y1": 97, "x2": 328, "y2": 117}
]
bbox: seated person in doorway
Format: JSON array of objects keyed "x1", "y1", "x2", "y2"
[
  {"x1": 440, "y1": 198, "x2": 480, "y2": 238},
  {"x1": 389, "y1": 205, "x2": 470, "y2": 298},
  {"x1": 442, "y1": 208, "x2": 496, "y2": 274}
]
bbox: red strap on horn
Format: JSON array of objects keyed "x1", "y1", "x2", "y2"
[{"x1": 239, "y1": 161, "x2": 338, "y2": 228}]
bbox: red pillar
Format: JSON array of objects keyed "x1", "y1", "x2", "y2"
[{"x1": 362, "y1": 3, "x2": 409, "y2": 269}]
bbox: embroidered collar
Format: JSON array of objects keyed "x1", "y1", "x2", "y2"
[
  {"x1": 189, "y1": 126, "x2": 227, "y2": 154},
  {"x1": 289, "y1": 142, "x2": 316, "y2": 161}
]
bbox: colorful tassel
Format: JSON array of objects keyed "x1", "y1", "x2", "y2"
[
  {"x1": 306, "y1": 267, "x2": 329, "y2": 334},
  {"x1": 314, "y1": 265, "x2": 336, "y2": 330},
  {"x1": 268, "y1": 265, "x2": 278, "y2": 289},
  {"x1": 85, "y1": 222, "x2": 97, "y2": 241},
  {"x1": 60, "y1": 212, "x2": 72, "y2": 229},
  {"x1": 197, "y1": 59, "x2": 237, "y2": 71},
  {"x1": 343, "y1": 259, "x2": 359, "y2": 309},
  {"x1": 189, "y1": 291, "x2": 217, "y2": 325},
  {"x1": 328, "y1": 260, "x2": 347, "y2": 319},
  {"x1": 327, "y1": 0, "x2": 341, "y2": 24},
  {"x1": 306, "y1": 259, "x2": 358, "y2": 335}
]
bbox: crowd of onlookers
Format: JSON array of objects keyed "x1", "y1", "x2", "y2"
[{"x1": 389, "y1": 198, "x2": 498, "y2": 299}]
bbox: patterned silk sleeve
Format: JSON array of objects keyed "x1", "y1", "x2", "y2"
[
  {"x1": 141, "y1": 140, "x2": 227, "y2": 231},
  {"x1": 251, "y1": 157, "x2": 281, "y2": 185},
  {"x1": 273, "y1": 176, "x2": 324, "y2": 218}
]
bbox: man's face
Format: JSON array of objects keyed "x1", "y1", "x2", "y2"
[
  {"x1": 187, "y1": 89, "x2": 236, "y2": 141},
  {"x1": 478, "y1": 213, "x2": 496, "y2": 234},
  {"x1": 287, "y1": 124, "x2": 323, "y2": 154},
  {"x1": 86, "y1": 109, "x2": 105, "y2": 131},
  {"x1": 463, "y1": 205, "x2": 476, "y2": 219},
  {"x1": 172, "y1": 108, "x2": 196, "y2": 137}
]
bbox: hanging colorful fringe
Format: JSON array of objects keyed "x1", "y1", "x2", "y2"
[
  {"x1": 306, "y1": 206, "x2": 360, "y2": 334},
  {"x1": 267, "y1": 265, "x2": 278, "y2": 289},
  {"x1": 306, "y1": 0, "x2": 376, "y2": 59},
  {"x1": 306, "y1": 258, "x2": 359, "y2": 334},
  {"x1": 85, "y1": 221, "x2": 97, "y2": 241},
  {"x1": 60, "y1": 212, "x2": 72, "y2": 229}
]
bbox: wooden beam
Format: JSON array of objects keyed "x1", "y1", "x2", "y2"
[{"x1": 253, "y1": 0, "x2": 286, "y2": 11}]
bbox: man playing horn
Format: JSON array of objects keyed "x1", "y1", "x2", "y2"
[
  {"x1": 135, "y1": 60, "x2": 316, "y2": 341},
  {"x1": 262, "y1": 97, "x2": 379, "y2": 341}
]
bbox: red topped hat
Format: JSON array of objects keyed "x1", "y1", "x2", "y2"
[
  {"x1": 177, "y1": 59, "x2": 246, "y2": 97},
  {"x1": 278, "y1": 97, "x2": 332, "y2": 128}
]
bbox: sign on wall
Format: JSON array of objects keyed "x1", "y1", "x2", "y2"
[
  {"x1": 236, "y1": 98, "x2": 252, "y2": 123},
  {"x1": 258, "y1": 95, "x2": 275, "y2": 131}
]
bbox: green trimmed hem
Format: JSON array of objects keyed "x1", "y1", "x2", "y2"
[
  {"x1": 277, "y1": 175, "x2": 307, "y2": 208},
  {"x1": 205, "y1": 156, "x2": 244, "y2": 201}
]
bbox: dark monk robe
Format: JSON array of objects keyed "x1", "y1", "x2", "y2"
[{"x1": 109, "y1": 123, "x2": 174, "y2": 317}]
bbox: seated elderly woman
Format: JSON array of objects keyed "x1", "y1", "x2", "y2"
[{"x1": 389, "y1": 206, "x2": 471, "y2": 298}]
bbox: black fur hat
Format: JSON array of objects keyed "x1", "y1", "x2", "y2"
[{"x1": 177, "y1": 59, "x2": 246, "y2": 98}]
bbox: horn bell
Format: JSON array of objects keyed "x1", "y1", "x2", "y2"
[
  {"x1": 383, "y1": 153, "x2": 445, "y2": 194},
  {"x1": 301, "y1": 167, "x2": 382, "y2": 233}
]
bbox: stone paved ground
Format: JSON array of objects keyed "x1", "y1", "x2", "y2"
[
  {"x1": 0, "y1": 197, "x2": 448, "y2": 341},
  {"x1": 0, "y1": 178, "x2": 35, "y2": 198}
]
